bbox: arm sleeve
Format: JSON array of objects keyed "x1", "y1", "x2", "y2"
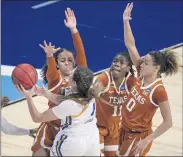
[
  {"x1": 152, "y1": 86, "x2": 168, "y2": 105},
  {"x1": 1, "y1": 116, "x2": 30, "y2": 135},
  {"x1": 46, "y1": 57, "x2": 61, "y2": 89},
  {"x1": 95, "y1": 72, "x2": 109, "y2": 87},
  {"x1": 52, "y1": 100, "x2": 82, "y2": 119},
  {"x1": 72, "y1": 32, "x2": 87, "y2": 67}
]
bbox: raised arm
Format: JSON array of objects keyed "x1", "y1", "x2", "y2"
[
  {"x1": 39, "y1": 41, "x2": 61, "y2": 89},
  {"x1": 64, "y1": 8, "x2": 87, "y2": 67},
  {"x1": 123, "y1": 3, "x2": 143, "y2": 67}
]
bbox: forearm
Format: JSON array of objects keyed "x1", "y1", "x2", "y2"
[
  {"x1": 71, "y1": 28, "x2": 87, "y2": 67},
  {"x1": 26, "y1": 96, "x2": 43, "y2": 123},
  {"x1": 44, "y1": 90, "x2": 64, "y2": 104},
  {"x1": 46, "y1": 57, "x2": 60, "y2": 88},
  {"x1": 124, "y1": 21, "x2": 141, "y2": 66},
  {"x1": 1, "y1": 117, "x2": 29, "y2": 135},
  {"x1": 145, "y1": 121, "x2": 172, "y2": 142}
]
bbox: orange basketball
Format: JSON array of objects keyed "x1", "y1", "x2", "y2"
[{"x1": 11, "y1": 63, "x2": 38, "y2": 90}]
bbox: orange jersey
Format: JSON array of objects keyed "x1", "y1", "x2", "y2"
[
  {"x1": 122, "y1": 74, "x2": 168, "y2": 132},
  {"x1": 46, "y1": 32, "x2": 87, "y2": 108},
  {"x1": 32, "y1": 32, "x2": 87, "y2": 153},
  {"x1": 96, "y1": 70, "x2": 128, "y2": 127}
]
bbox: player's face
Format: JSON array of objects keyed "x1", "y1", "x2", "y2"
[
  {"x1": 111, "y1": 55, "x2": 130, "y2": 78},
  {"x1": 57, "y1": 51, "x2": 75, "y2": 76},
  {"x1": 140, "y1": 54, "x2": 157, "y2": 77}
]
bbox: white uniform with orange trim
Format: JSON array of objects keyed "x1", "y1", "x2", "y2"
[{"x1": 50, "y1": 98, "x2": 100, "y2": 156}]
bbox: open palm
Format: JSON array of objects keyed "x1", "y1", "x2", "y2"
[
  {"x1": 39, "y1": 40, "x2": 61, "y2": 57},
  {"x1": 64, "y1": 8, "x2": 77, "y2": 29},
  {"x1": 123, "y1": 3, "x2": 133, "y2": 22}
]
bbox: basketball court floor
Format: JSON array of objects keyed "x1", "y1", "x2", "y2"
[{"x1": 1, "y1": 45, "x2": 182, "y2": 156}]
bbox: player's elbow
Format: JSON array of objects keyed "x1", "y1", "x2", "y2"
[
  {"x1": 32, "y1": 116, "x2": 43, "y2": 123},
  {"x1": 164, "y1": 118, "x2": 173, "y2": 129}
]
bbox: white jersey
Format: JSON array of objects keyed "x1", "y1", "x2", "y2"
[{"x1": 50, "y1": 98, "x2": 100, "y2": 156}]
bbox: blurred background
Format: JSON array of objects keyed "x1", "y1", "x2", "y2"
[{"x1": 1, "y1": 0, "x2": 183, "y2": 100}]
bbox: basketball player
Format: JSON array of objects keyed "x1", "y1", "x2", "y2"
[
  {"x1": 31, "y1": 8, "x2": 87, "y2": 156},
  {"x1": 1, "y1": 96, "x2": 37, "y2": 137},
  {"x1": 16, "y1": 67, "x2": 100, "y2": 156},
  {"x1": 117, "y1": 3, "x2": 179, "y2": 156},
  {"x1": 89, "y1": 52, "x2": 135, "y2": 156}
]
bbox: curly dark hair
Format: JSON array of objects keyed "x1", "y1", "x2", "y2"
[{"x1": 149, "y1": 49, "x2": 179, "y2": 76}]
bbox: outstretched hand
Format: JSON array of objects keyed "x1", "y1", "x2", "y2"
[
  {"x1": 123, "y1": 3, "x2": 133, "y2": 22},
  {"x1": 39, "y1": 40, "x2": 61, "y2": 57},
  {"x1": 64, "y1": 8, "x2": 77, "y2": 31}
]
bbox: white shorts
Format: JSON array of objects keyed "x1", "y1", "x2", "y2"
[{"x1": 50, "y1": 130, "x2": 100, "y2": 156}]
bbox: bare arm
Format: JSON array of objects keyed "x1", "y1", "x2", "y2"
[
  {"x1": 25, "y1": 96, "x2": 58, "y2": 123},
  {"x1": 64, "y1": 8, "x2": 87, "y2": 67},
  {"x1": 1, "y1": 116, "x2": 30, "y2": 135},
  {"x1": 145, "y1": 101, "x2": 172, "y2": 142},
  {"x1": 35, "y1": 85, "x2": 65, "y2": 104},
  {"x1": 123, "y1": 3, "x2": 143, "y2": 67}
]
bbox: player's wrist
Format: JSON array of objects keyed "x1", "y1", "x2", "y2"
[
  {"x1": 46, "y1": 54, "x2": 53, "y2": 58},
  {"x1": 70, "y1": 27, "x2": 78, "y2": 34}
]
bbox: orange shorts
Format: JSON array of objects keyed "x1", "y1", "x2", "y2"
[
  {"x1": 31, "y1": 119, "x2": 61, "y2": 153},
  {"x1": 117, "y1": 127, "x2": 153, "y2": 156},
  {"x1": 98, "y1": 120, "x2": 122, "y2": 156}
]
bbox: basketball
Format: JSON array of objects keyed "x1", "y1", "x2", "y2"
[{"x1": 11, "y1": 63, "x2": 38, "y2": 90}]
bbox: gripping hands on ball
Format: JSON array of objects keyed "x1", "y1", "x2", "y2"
[
  {"x1": 16, "y1": 84, "x2": 35, "y2": 98},
  {"x1": 39, "y1": 41, "x2": 61, "y2": 58}
]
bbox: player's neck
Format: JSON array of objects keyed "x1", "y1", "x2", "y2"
[
  {"x1": 143, "y1": 74, "x2": 157, "y2": 87},
  {"x1": 113, "y1": 76, "x2": 125, "y2": 88}
]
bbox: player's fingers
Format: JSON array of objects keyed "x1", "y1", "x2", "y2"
[
  {"x1": 65, "y1": 10, "x2": 69, "y2": 19},
  {"x1": 64, "y1": 19, "x2": 67, "y2": 25},
  {"x1": 16, "y1": 84, "x2": 21, "y2": 92},
  {"x1": 39, "y1": 44, "x2": 45, "y2": 49},
  {"x1": 19, "y1": 84, "x2": 26, "y2": 91},
  {"x1": 67, "y1": 8, "x2": 71, "y2": 16},
  {"x1": 56, "y1": 47, "x2": 61, "y2": 51},
  {"x1": 129, "y1": 2, "x2": 133, "y2": 12},
  {"x1": 44, "y1": 40, "x2": 48, "y2": 47},
  {"x1": 49, "y1": 42, "x2": 52, "y2": 46},
  {"x1": 125, "y1": 3, "x2": 130, "y2": 10},
  {"x1": 72, "y1": 10, "x2": 76, "y2": 19},
  {"x1": 70, "y1": 9, "x2": 73, "y2": 17}
]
